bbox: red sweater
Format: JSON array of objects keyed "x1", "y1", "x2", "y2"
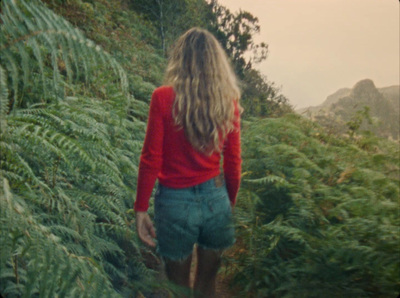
[{"x1": 134, "y1": 86, "x2": 242, "y2": 212}]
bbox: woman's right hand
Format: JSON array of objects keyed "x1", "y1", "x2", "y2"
[{"x1": 135, "y1": 212, "x2": 156, "y2": 247}]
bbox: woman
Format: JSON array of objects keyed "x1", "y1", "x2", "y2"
[{"x1": 134, "y1": 27, "x2": 242, "y2": 297}]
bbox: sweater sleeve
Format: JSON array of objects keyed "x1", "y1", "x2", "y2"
[
  {"x1": 223, "y1": 103, "x2": 242, "y2": 206},
  {"x1": 134, "y1": 90, "x2": 164, "y2": 212}
]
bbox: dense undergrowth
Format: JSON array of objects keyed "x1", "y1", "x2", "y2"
[
  {"x1": 1, "y1": 0, "x2": 399, "y2": 297},
  {"x1": 1, "y1": 0, "x2": 162, "y2": 296},
  {"x1": 233, "y1": 115, "x2": 399, "y2": 297}
]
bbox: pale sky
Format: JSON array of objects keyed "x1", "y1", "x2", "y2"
[{"x1": 218, "y1": 0, "x2": 399, "y2": 109}]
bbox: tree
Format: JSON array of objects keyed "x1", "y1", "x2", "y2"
[
  {"x1": 204, "y1": 1, "x2": 292, "y2": 118},
  {"x1": 241, "y1": 68, "x2": 292, "y2": 117},
  {"x1": 205, "y1": 0, "x2": 268, "y2": 77},
  {"x1": 130, "y1": 0, "x2": 208, "y2": 55},
  {"x1": 346, "y1": 106, "x2": 373, "y2": 138}
]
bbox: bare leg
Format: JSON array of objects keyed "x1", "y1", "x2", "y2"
[
  {"x1": 164, "y1": 254, "x2": 193, "y2": 295},
  {"x1": 193, "y1": 246, "x2": 222, "y2": 297}
]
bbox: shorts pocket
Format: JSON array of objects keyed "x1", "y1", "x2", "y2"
[
  {"x1": 154, "y1": 190, "x2": 199, "y2": 261},
  {"x1": 198, "y1": 193, "x2": 235, "y2": 250}
]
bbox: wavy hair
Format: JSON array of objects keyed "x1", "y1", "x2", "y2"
[{"x1": 164, "y1": 27, "x2": 242, "y2": 154}]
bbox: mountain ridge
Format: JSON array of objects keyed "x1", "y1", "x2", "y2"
[
  {"x1": 297, "y1": 79, "x2": 399, "y2": 139},
  {"x1": 298, "y1": 80, "x2": 399, "y2": 114}
]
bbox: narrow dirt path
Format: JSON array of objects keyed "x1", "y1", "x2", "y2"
[
  {"x1": 142, "y1": 245, "x2": 236, "y2": 297},
  {"x1": 189, "y1": 246, "x2": 234, "y2": 298}
]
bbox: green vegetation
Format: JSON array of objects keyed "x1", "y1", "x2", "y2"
[
  {"x1": 1, "y1": 0, "x2": 399, "y2": 297},
  {"x1": 233, "y1": 115, "x2": 399, "y2": 297},
  {"x1": 1, "y1": 0, "x2": 157, "y2": 296}
]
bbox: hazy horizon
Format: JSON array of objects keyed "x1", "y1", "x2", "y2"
[{"x1": 218, "y1": 0, "x2": 399, "y2": 109}]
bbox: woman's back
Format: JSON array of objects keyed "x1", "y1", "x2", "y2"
[{"x1": 134, "y1": 85, "x2": 241, "y2": 212}]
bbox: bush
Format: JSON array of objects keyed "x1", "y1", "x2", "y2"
[{"x1": 232, "y1": 114, "x2": 400, "y2": 297}]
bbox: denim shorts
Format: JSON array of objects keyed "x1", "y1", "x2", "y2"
[{"x1": 154, "y1": 176, "x2": 235, "y2": 261}]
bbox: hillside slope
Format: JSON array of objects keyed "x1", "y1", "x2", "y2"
[{"x1": 1, "y1": 1, "x2": 399, "y2": 297}]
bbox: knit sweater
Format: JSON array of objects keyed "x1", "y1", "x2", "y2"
[{"x1": 134, "y1": 86, "x2": 241, "y2": 212}]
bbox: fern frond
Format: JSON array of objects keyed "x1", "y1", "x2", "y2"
[
  {"x1": 1, "y1": 0, "x2": 128, "y2": 110},
  {"x1": 0, "y1": 66, "x2": 9, "y2": 132},
  {"x1": 245, "y1": 175, "x2": 291, "y2": 189}
]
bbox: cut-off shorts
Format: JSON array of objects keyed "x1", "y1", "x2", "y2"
[{"x1": 154, "y1": 176, "x2": 235, "y2": 261}]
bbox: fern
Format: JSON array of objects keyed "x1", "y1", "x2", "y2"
[
  {"x1": 1, "y1": 0, "x2": 127, "y2": 110},
  {"x1": 0, "y1": 66, "x2": 9, "y2": 132},
  {"x1": 234, "y1": 115, "x2": 400, "y2": 297},
  {"x1": 0, "y1": 0, "x2": 160, "y2": 296}
]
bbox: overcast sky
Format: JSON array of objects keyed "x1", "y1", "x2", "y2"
[{"x1": 218, "y1": 0, "x2": 399, "y2": 109}]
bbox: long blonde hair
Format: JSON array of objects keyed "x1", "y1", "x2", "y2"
[{"x1": 164, "y1": 27, "x2": 242, "y2": 154}]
